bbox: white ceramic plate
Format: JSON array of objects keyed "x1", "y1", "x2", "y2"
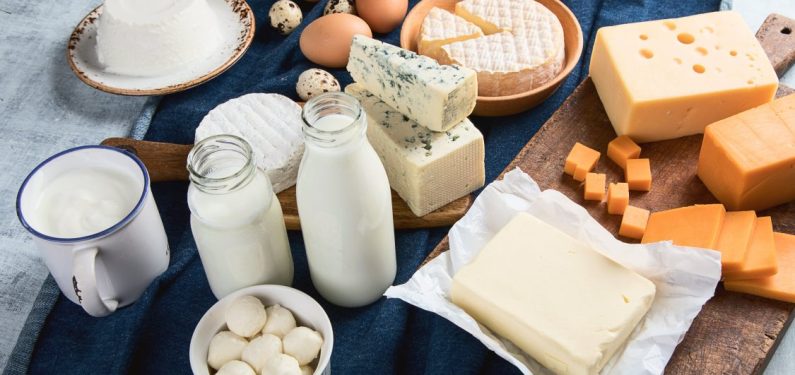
[{"x1": 67, "y1": 0, "x2": 255, "y2": 96}]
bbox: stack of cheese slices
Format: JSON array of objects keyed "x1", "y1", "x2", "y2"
[
  {"x1": 345, "y1": 35, "x2": 486, "y2": 217},
  {"x1": 417, "y1": 0, "x2": 565, "y2": 97}
]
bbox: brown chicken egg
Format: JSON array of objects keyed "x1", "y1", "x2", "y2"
[
  {"x1": 356, "y1": 0, "x2": 408, "y2": 34},
  {"x1": 299, "y1": 14, "x2": 372, "y2": 68}
]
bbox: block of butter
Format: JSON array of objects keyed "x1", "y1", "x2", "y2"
[
  {"x1": 451, "y1": 212, "x2": 656, "y2": 375},
  {"x1": 590, "y1": 11, "x2": 777, "y2": 143}
]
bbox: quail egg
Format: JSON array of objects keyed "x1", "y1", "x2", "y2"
[
  {"x1": 269, "y1": 0, "x2": 303, "y2": 35},
  {"x1": 296, "y1": 69, "x2": 340, "y2": 101},
  {"x1": 323, "y1": 0, "x2": 356, "y2": 15}
]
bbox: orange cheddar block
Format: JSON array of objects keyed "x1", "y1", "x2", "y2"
[
  {"x1": 714, "y1": 211, "x2": 757, "y2": 273},
  {"x1": 723, "y1": 216, "x2": 778, "y2": 280},
  {"x1": 607, "y1": 135, "x2": 641, "y2": 169},
  {"x1": 697, "y1": 94, "x2": 795, "y2": 211},
  {"x1": 724, "y1": 232, "x2": 795, "y2": 303},
  {"x1": 584, "y1": 173, "x2": 606, "y2": 201},
  {"x1": 564, "y1": 142, "x2": 600, "y2": 181},
  {"x1": 607, "y1": 183, "x2": 629, "y2": 215},
  {"x1": 641, "y1": 204, "x2": 725, "y2": 249},
  {"x1": 619, "y1": 205, "x2": 650, "y2": 240},
  {"x1": 625, "y1": 158, "x2": 651, "y2": 191}
]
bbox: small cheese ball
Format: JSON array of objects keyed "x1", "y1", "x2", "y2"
[
  {"x1": 261, "y1": 353, "x2": 302, "y2": 375},
  {"x1": 323, "y1": 0, "x2": 355, "y2": 15},
  {"x1": 282, "y1": 327, "x2": 323, "y2": 365},
  {"x1": 216, "y1": 360, "x2": 256, "y2": 375},
  {"x1": 269, "y1": 0, "x2": 302, "y2": 35},
  {"x1": 208, "y1": 331, "x2": 248, "y2": 370},
  {"x1": 262, "y1": 304, "x2": 297, "y2": 338},
  {"x1": 241, "y1": 334, "x2": 282, "y2": 372},
  {"x1": 296, "y1": 69, "x2": 340, "y2": 101},
  {"x1": 300, "y1": 365, "x2": 314, "y2": 375},
  {"x1": 226, "y1": 296, "x2": 268, "y2": 338}
]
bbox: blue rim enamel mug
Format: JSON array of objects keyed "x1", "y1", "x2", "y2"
[{"x1": 16, "y1": 145, "x2": 169, "y2": 317}]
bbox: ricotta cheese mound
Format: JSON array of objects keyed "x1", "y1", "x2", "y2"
[{"x1": 96, "y1": 0, "x2": 222, "y2": 77}]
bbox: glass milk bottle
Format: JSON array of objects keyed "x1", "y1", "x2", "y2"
[
  {"x1": 297, "y1": 92, "x2": 397, "y2": 307},
  {"x1": 187, "y1": 135, "x2": 293, "y2": 299}
]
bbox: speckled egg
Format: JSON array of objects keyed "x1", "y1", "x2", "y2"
[
  {"x1": 269, "y1": 0, "x2": 303, "y2": 35},
  {"x1": 323, "y1": 0, "x2": 356, "y2": 16},
  {"x1": 296, "y1": 69, "x2": 340, "y2": 101}
]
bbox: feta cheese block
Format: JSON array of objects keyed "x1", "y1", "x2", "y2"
[
  {"x1": 697, "y1": 94, "x2": 795, "y2": 211},
  {"x1": 589, "y1": 11, "x2": 778, "y2": 143},
  {"x1": 345, "y1": 84, "x2": 485, "y2": 217},
  {"x1": 195, "y1": 94, "x2": 304, "y2": 193},
  {"x1": 451, "y1": 212, "x2": 656, "y2": 375},
  {"x1": 418, "y1": 8, "x2": 484, "y2": 62},
  {"x1": 347, "y1": 35, "x2": 477, "y2": 132},
  {"x1": 96, "y1": 0, "x2": 222, "y2": 77}
]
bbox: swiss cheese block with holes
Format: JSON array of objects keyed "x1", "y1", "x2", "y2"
[{"x1": 589, "y1": 11, "x2": 778, "y2": 143}]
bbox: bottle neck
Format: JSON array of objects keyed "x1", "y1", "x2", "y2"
[
  {"x1": 302, "y1": 92, "x2": 366, "y2": 149},
  {"x1": 187, "y1": 134, "x2": 258, "y2": 194}
]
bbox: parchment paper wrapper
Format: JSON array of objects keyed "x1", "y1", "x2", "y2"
[{"x1": 385, "y1": 168, "x2": 722, "y2": 375}]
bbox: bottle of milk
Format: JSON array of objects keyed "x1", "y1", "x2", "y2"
[
  {"x1": 187, "y1": 135, "x2": 293, "y2": 299},
  {"x1": 297, "y1": 92, "x2": 396, "y2": 307}
]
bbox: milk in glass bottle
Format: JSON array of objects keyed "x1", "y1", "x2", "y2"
[
  {"x1": 297, "y1": 92, "x2": 396, "y2": 307},
  {"x1": 188, "y1": 135, "x2": 293, "y2": 299}
]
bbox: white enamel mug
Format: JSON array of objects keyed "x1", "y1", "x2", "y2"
[{"x1": 16, "y1": 145, "x2": 169, "y2": 317}]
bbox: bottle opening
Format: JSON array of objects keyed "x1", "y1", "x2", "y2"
[
  {"x1": 187, "y1": 134, "x2": 256, "y2": 194},
  {"x1": 302, "y1": 92, "x2": 365, "y2": 146}
]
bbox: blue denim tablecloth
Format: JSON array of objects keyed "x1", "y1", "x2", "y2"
[{"x1": 12, "y1": 0, "x2": 766, "y2": 373}]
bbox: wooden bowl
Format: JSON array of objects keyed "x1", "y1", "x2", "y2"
[{"x1": 400, "y1": 0, "x2": 583, "y2": 117}]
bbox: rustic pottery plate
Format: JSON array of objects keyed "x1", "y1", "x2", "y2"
[
  {"x1": 400, "y1": 0, "x2": 583, "y2": 117},
  {"x1": 67, "y1": 0, "x2": 255, "y2": 96}
]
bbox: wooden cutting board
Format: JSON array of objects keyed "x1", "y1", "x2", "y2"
[
  {"x1": 424, "y1": 14, "x2": 795, "y2": 374},
  {"x1": 99, "y1": 137, "x2": 473, "y2": 230}
]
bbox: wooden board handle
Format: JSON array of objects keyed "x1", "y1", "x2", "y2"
[
  {"x1": 757, "y1": 13, "x2": 795, "y2": 76},
  {"x1": 101, "y1": 137, "x2": 191, "y2": 182}
]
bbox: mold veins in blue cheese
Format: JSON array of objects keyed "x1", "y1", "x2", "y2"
[
  {"x1": 452, "y1": 212, "x2": 656, "y2": 375},
  {"x1": 345, "y1": 83, "x2": 485, "y2": 217},
  {"x1": 346, "y1": 35, "x2": 478, "y2": 132}
]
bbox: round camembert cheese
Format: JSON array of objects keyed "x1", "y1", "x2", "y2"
[
  {"x1": 96, "y1": 0, "x2": 222, "y2": 77},
  {"x1": 195, "y1": 94, "x2": 304, "y2": 194},
  {"x1": 418, "y1": 0, "x2": 565, "y2": 97}
]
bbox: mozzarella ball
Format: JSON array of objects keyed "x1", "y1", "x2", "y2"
[
  {"x1": 300, "y1": 365, "x2": 314, "y2": 375},
  {"x1": 323, "y1": 0, "x2": 355, "y2": 15},
  {"x1": 208, "y1": 331, "x2": 248, "y2": 370},
  {"x1": 241, "y1": 334, "x2": 282, "y2": 372},
  {"x1": 226, "y1": 296, "x2": 268, "y2": 338},
  {"x1": 262, "y1": 304, "x2": 297, "y2": 338},
  {"x1": 261, "y1": 353, "x2": 302, "y2": 375},
  {"x1": 296, "y1": 69, "x2": 340, "y2": 101},
  {"x1": 282, "y1": 327, "x2": 323, "y2": 365},
  {"x1": 216, "y1": 360, "x2": 256, "y2": 375},
  {"x1": 269, "y1": 0, "x2": 302, "y2": 35}
]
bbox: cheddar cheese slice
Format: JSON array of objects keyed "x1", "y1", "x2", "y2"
[
  {"x1": 641, "y1": 204, "x2": 725, "y2": 249},
  {"x1": 724, "y1": 232, "x2": 795, "y2": 303},
  {"x1": 723, "y1": 217, "x2": 778, "y2": 280},
  {"x1": 715, "y1": 211, "x2": 757, "y2": 273}
]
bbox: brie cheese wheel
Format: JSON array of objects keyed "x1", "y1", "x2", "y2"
[
  {"x1": 96, "y1": 0, "x2": 222, "y2": 77},
  {"x1": 195, "y1": 94, "x2": 304, "y2": 194},
  {"x1": 418, "y1": 8, "x2": 483, "y2": 62}
]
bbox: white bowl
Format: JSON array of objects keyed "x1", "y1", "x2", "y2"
[{"x1": 189, "y1": 285, "x2": 333, "y2": 375}]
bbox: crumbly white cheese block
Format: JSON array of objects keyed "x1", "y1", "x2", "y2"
[
  {"x1": 452, "y1": 212, "x2": 656, "y2": 375},
  {"x1": 96, "y1": 0, "x2": 222, "y2": 77},
  {"x1": 347, "y1": 35, "x2": 477, "y2": 132},
  {"x1": 196, "y1": 94, "x2": 304, "y2": 193},
  {"x1": 346, "y1": 84, "x2": 485, "y2": 217},
  {"x1": 431, "y1": 0, "x2": 565, "y2": 96},
  {"x1": 418, "y1": 8, "x2": 484, "y2": 62}
]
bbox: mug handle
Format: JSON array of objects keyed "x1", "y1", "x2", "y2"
[{"x1": 72, "y1": 247, "x2": 119, "y2": 317}]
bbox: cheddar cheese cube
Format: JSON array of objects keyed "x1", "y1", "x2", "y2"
[
  {"x1": 607, "y1": 135, "x2": 641, "y2": 169},
  {"x1": 697, "y1": 95, "x2": 795, "y2": 211},
  {"x1": 724, "y1": 232, "x2": 795, "y2": 303},
  {"x1": 641, "y1": 204, "x2": 725, "y2": 250},
  {"x1": 715, "y1": 211, "x2": 757, "y2": 273},
  {"x1": 607, "y1": 183, "x2": 629, "y2": 215},
  {"x1": 564, "y1": 142, "x2": 600, "y2": 182},
  {"x1": 723, "y1": 216, "x2": 778, "y2": 280},
  {"x1": 619, "y1": 205, "x2": 650, "y2": 240},
  {"x1": 590, "y1": 11, "x2": 778, "y2": 143},
  {"x1": 584, "y1": 173, "x2": 606, "y2": 201},
  {"x1": 625, "y1": 158, "x2": 651, "y2": 191}
]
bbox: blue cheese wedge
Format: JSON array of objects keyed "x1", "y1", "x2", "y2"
[
  {"x1": 346, "y1": 35, "x2": 477, "y2": 132},
  {"x1": 452, "y1": 212, "x2": 656, "y2": 375},
  {"x1": 346, "y1": 84, "x2": 485, "y2": 217}
]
